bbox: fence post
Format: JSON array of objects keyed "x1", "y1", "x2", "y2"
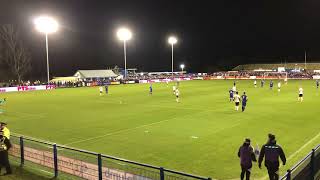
[
  {"x1": 19, "y1": 136, "x2": 24, "y2": 166},
  {"x1": 310, "y1": 149, "x2": 315, "y2": 180},
  {"x1": 98, "y1": 154, "x2": 102, "y2": 180},
  {"x1": 53, "y1": 143, "x2": 58, "y2": 178},
  {"x1": 286, "y1": 169, "x2": 291, "y2": 180},
  {"x1": 160, "y1": 167, "x2": 165, "y2": 180}
]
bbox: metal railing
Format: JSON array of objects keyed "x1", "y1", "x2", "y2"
[
  {"x1": 281, "y1": 144, "x2": 320, "y2": 180},
  {"x1": 9, "y1": 134, "x2": 211, "y2": 180}
]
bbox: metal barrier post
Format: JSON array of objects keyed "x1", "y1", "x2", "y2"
[
  {"x1": 19, "y1": 136, "x2": 24, "y2": 166},
  {"x1": 53, "y1": 143, "x2": 58, "y2": 178},
  {"x1": 98, "y1": 154, "x2": 102, "y2": 180},
  {"x1": 160, "y1": 167, "x2": 165, "y2": 180},
  {"x1": 310, "y1": 149, "x2": 315, "y2": 180},
  {"x1": 286, "y1": 169, "x2": 291, "y2": 180}
]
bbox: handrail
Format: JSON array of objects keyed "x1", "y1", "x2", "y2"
[
  {"x1": 10, "y1": 133, "x2": 210, "y2": 180},
  {"x1": 57, "y1": 144, "x2": 99, "y2": 156},
  {"x1": 281, "y1": 143, "x2": 320, "y2": 179},
  {"x1": 12, "y1": 134, "x2": 53, "y2": 146},
  {"x1": 290, "y1": 152, "x2": 312, "y2": 172},
  {"x1": 101, "y1": 154, "x2": 160, "y2": 170}
]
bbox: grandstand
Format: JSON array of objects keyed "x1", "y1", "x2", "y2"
[{"x1": 233, "y1": 63, "x2": 320, "y2": 71}]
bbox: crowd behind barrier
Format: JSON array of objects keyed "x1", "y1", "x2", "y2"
[{"x1": 1, "y1": 70, "x2": 320, "y2": 88}]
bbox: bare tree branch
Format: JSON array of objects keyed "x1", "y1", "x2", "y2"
[{"x1": 0, "y1": 24, "x2": 31, "y2": 82}]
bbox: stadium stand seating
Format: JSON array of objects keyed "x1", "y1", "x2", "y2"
[{"x1": 233, "y1": 63, "x2": 320, "y2": 71}]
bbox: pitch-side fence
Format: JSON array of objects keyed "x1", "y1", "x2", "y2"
[
  {"x1": 9, "y1": 134, "x2": 212, "y2": 180},
  {"x1": 281, "y1": 144, "x2": 320, "y2": 180}
]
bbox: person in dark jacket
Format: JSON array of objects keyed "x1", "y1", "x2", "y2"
[
  {"x1": 258, "y1": 134, "x2": 286, "y2": 180},
  {"x1": 0, "y1": 131, "x2": 11, "y2": 175},
  {"x1": 238, "y1": 138, "x2": 256, "y2": 180}
]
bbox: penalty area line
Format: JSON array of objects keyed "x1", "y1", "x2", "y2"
[{"x1": 63, "y1": 110, "x2": 213, "y2": 146}]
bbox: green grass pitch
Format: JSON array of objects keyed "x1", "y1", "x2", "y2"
[{"x1": 1, "y1": 80, "x2": 320, "y2": 179}]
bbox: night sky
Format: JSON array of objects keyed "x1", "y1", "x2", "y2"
[{"x1": 1, "y1": 0, "x2": 320, "y2": 78}]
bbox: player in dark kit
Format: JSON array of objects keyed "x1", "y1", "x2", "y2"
[
  {"x1": 261, "y1": 80, "x2": 265, "y2": 88},
  {"x1": 238, "y1": 138, "x2": 256, "y2": 180},
  {"x1": 229, "y1": 89, "x2": 234, "y2": 102},
  {"x1": 269, "y1": 81, "x2": 273, "y2": 90},
  {"x1": 316, "y1": 80, "x2": 319, "y2": 89},
  {"x1": 258, "y1": 134, "x2": 286, "y2": 180},
  {"x1": 105, "y1": 84, "x2": 108, "y2": 94},
  {"x1": 241, "y1": 92, "x2": 248, "y2": 112},
  {"x1": 149, "y1": 84, "x2": 153, "y2": 95}
]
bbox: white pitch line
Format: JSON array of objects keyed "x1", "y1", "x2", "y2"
[
  {"x1": 64, "y1": 120, "x2": 171, "y2": 146},
  {"x1": 63, "y1": 111, "x2": 202, "y2": 146},
  {"x1": 64, "y1": 110, "x2": 242, "y2": 147}
]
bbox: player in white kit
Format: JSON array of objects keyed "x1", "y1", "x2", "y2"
[
  {"x1": 175, "y1": 89, "x2": 180, "y2": 103},
  {"x1": 233, "y1": 92, "x2": 241, "y2": 111},
  {"x1": 99, "y1": 86, "x2": 103, "y2": 96},
  {"x1": 232, "y1": 85, "x2": 237, "y2": 93},
  {"x1": 173, "y1": 85, "x2": 176, "y2": 95},
  {"x1": 277, "y1": 82, "x2": 281, "y2": 92},
  {"x1": 298, "y1": 87, "x2": 303, "y2": 102}
]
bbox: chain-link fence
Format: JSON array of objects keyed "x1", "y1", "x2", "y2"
[
  {"x1": 9, "y1": 134, "x2": 211, "y2": 180},
  {"x1": 281, "y1": 144, "x2": 320, "y2": 180}
]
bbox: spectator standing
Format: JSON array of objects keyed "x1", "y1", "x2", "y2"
[
  {"x1": 0, "y1": 122, "x2": 10, "y2": 139},
  {"x1": 238, "y1": 138, "x2": 256, "y2": 180},
  {"x1": 0, "y1": 131, "x2": 11, "y2": 175},
  {"x1": 258, "y1": 134, "x2": 286, "y2": 180}
]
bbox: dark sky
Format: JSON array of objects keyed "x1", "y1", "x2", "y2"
[{"x1": 2, "y1": 0, "x2": 320, "y2": 78}]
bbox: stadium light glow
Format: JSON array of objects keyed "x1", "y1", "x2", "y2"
[
  {"x1": 117, "y1": 27, "x2": 132, "y2": 79},
  {"x1": 180, "y1": 64, "x2": 185, "y2": 74},
  {"x1": 34, "y1": 16, "x2": 59, "y2": 84},
  {"x1": 168, "y1": 36, "x2": 178, "y2": 77},
  {"x1": 117, "y1": 28, "x2": 132, "y2": 41},
  {"x1": 34, "y1": 16, "x2": 58, "y2": 34},
  {"x1": 168, "y1": 36, "x2": 177, "y2": 45}
]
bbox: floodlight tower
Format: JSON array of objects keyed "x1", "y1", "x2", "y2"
[
  {"x1": 117, "y1": 28, "x2": 132, "y2": 79},
  {"x1": 168, "y1": 36, "x2": 177, "y2": 77},
  {"x1": 34, "y1": 16, "x2": 58, "y2": 83}
]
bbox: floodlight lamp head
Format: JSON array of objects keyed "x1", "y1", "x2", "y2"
[
  {"x1": 180, "y1": 64, "x2": 185, "y2": 69},
  {"x1": 34, "y1": 16, "x2": 58, "y2": 34},
  {"x1": 117, "y1": 28, "x2": 132, "y2": 41},
  {"x1": 168, "y1": 36, "x2": 177, "y2": 45}
]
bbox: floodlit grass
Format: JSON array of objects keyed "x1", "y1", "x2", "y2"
[{"x1": 1, "y1": 80, "x2": 320, "y2": 179}]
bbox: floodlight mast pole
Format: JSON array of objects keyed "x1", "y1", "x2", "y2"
[
  {"x1": 124, "y1": 40, "x2": 127, "y2": 79},
  {"x1": 45, "y1": 33, "x2": 50, "y2": 84},
  {"x1": 171, "y1": 43, "x2": 174, "y2": 77},
  {"x1": 304, "y1": 50, "x2": 307, "y2": 70}
]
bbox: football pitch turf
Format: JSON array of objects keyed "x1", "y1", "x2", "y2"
[{"x1": 0, "y1": 80, "x2": 320, "y2": 179}]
